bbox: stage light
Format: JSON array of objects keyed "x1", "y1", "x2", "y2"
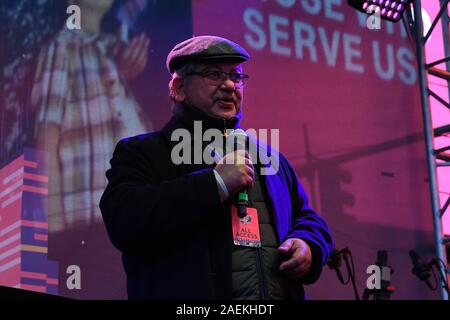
[{"x1": 347, "y1": 0, "x2": 413, "y2": 23}]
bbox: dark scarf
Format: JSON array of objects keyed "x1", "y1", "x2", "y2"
[{"x1": 163, "y1": 102, "x2": 241, "y2": 135}]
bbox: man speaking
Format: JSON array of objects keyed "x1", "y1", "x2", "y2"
[{"x1": 100, "y1": 35, "x2": 333, "y2": 299}]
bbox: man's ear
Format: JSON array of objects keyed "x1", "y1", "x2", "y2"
[{"x1": 172, "y1": 77, "x2": 186, "y2": 103}]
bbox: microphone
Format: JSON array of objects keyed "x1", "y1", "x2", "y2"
[
  {"x1": 409, "y1": 250, "x2": 433, "y2": 289},
  {"x1": 327, "y1": 247, "x2": 346, "y2": 283},
  {"x1": 227, "y1": 129, "x2": 249, "y2": 218}
]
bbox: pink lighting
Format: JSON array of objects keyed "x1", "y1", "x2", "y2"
[{"x1": 421, "y1": 2, "x2": 450, "y2": 235}]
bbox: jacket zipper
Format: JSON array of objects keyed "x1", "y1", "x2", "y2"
[
  {"x1": 223, "y1": 119, "x2": 228, "y2": 135},
  {"x1": 255, "y1": 247, "x2": 268, "y2": 299},
  {"x1": 225, "y1": 117, "x2": 268, "y2": 299},
  {"x1": 249, "y1": 190, "x2": 268, "y2": 300}
]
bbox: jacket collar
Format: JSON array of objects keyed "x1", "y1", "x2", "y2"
[
  {"x1": 160, "y1": 103, "x2": 240, "y2": 173},
  {"x1": 164, "y1": 103, "x2": 241, "y2": 135},
  {"x1": 161, "y1": 102, "x2": 277, "y2": 174}
]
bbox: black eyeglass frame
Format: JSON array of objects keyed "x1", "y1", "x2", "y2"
[{"x1": 185, "y1": 70, "x2": 249, "y2": 87}]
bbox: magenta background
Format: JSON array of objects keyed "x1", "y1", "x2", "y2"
[
  {"x1": 2, "y1": 0, "x2": 447, "y2": 300},
  {"x1": 192, "y1": 0, "x2": 443, "y2": 299},
  {"x1": 423, "y1": 1, "x2": 450, "y2": 236}
]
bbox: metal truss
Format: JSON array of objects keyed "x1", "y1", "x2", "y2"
[{"x1": 410, "y1": 0, "x2": 450, "y2": 300}]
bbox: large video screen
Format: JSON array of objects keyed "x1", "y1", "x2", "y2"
[{"x1": 0, "y1": 0, "x2": 447, "y2": 300}]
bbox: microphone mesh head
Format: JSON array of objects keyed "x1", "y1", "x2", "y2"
[
  {"x1": 232, "y1": 128, "x2": 247, "y2": 136},
  {"x1": 228, "y1": 129, "x2": 248, "y2": 151}
]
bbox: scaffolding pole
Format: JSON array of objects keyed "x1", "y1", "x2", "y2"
[{"x1": 412, "y1": 0, "x2": 450, "y2": 300}]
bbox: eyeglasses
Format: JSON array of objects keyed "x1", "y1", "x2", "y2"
[{"x1": 185, "y1": 70, "x2": 249, "y2": 87}]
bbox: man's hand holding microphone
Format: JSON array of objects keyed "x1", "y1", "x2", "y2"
[
  {"x1": 212, "y1": 130, "x2": 313, "y2": 280},
  {"x1": 214, "y1": 149, "x2": 255, "y2": 203}
]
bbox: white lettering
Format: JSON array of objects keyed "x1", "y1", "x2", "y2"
[
  {"x1": 293, "y1": 20, "x2": 318, "y2": 62},
  {"x1": 269, "y1": 15, "x2": 292, "y2": 56},
  {"x1": 366, "y1": 265, "x2": 381, "y2": 290},
  {"x1": 66, "y1": 5, "x2": 81, "y2": 30},
  {"x1": 397, "y1": 47, "x2": 417, "y2": 85},
  {"x1": 343, "y1": 33, "x2": 364, "y2": 73},
  {"x1": 373, "y1": 41, "x2": 395, "y2": 80},
  {"x1": 244, "y1": 8, "x2": 266, "y2": 50},
  {"x1": 325, "y1": 0, "x2": 344, "y2": 22},
  {"x1": 318, "y1": 27, "x2": 340, "y2": 66},
  {"x1": 301, "y1": 0, "x2": 321, "y2": 15},
  {"x1": 66, "y1": 265, "x2": 81, "y2": 290},
  {"x1": 276, "y1": 0, "x2": 296, "y2": 8}
]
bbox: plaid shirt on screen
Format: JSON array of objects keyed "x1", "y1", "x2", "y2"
[{"x1": 31, "y1": 29, "x2": 152, "y2": 231}]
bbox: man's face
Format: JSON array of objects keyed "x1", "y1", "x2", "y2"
[{"x1": 179, "y1": 62, "x2": 244, "y2": 120}]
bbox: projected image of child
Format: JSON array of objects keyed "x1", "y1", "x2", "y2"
[{"x1": 31, "y1": 0, "x2": 153, "y2": 231}]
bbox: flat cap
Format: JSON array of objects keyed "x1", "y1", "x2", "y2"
[{"x1": 166, "y1": 35, "x2": 250, "y2": 73}]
